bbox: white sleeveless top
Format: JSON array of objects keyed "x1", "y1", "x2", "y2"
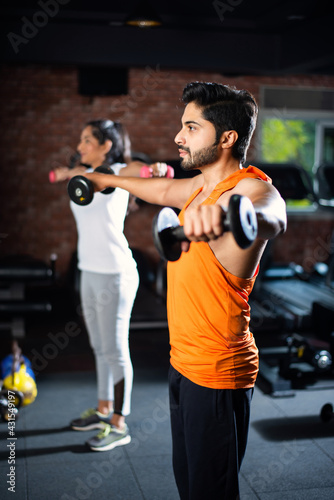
[{"x1": 70, "y1": 163, "x2": 137, "y2": 274}]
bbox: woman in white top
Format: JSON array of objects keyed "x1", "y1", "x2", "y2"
[{"x1": 52, "y1": 119, "x2": 167, "y2": 451}]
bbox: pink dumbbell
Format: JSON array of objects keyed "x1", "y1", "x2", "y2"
[
  {"x1": 140, "y1": 165, "x2": 174, "y2": 178},
  {"x1": 49, "y1": 170, "x2": 56, "y2": 183}
]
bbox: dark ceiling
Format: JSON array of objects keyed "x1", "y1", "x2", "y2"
[{"x1": 1, "y1": 0, "x2": 334, "y2": 75}]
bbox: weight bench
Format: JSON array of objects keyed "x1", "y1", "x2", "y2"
[
  {"x1": 247, "y1": 163, "x2": 334, "y2": 394},
  {"x1": 0, "y1": 254, "x2": 56, "y2": 338}
]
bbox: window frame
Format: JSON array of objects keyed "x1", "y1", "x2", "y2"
[{"x1": 256, "y1": 86, "x2": 334, "y2": 214}]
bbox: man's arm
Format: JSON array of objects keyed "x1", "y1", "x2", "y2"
[
  {"x1": 83, "y1": 171, "x2": 203, "y2": 210},
  {"x1": 119, "y1": 161, "x2": 170, "y2": 178},
  {"x1": 51, "y1": 161, "x2": 169, "y2": 182},
  {"x1": 235, "y1": 178, "x2": 287, "y2": 240},
  {"x1": 118, "y1": 160, "x2": 144, "y2": 176},
  {"x1": 180, "y1": 178, "x2": 286, "y2": 279},
  {"x1": 181, "y1": 178, "x2": 286, "y2": 244}
]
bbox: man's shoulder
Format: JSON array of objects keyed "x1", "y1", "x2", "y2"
[
  {"x1": 234, "y1": 176, "x2": 276, "y2": 201},
  {"x1": 237, "y1": 175, "x2": 270, "y2": 189}
]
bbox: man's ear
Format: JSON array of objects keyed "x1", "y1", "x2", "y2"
[{"x1": 220, "y1": 130, "x2": 238, "y2": 149}]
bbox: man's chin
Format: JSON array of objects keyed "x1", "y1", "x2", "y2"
[{"x1": 180, "y1": 159, "x2": 195, "y2": 171}]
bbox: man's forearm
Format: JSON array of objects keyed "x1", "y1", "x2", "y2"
[{"x1": 85, "y1": 172, "x2": 174, "y2": 207}]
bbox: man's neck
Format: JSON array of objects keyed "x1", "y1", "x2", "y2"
[{"x1": 199, "y1": 157, "x2": 242, "y2": 194}]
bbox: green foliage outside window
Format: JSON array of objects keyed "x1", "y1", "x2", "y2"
[
  {"x1": 261, "y1": 119, "x2": 316, "y2": 207},
  {"x1": 262, "y1": 119, "x2": 316, "y2": 174}
]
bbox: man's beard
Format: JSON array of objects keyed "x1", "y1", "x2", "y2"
[{"x1": 179, "y1": 141, "x2": 220, "y2": 171}]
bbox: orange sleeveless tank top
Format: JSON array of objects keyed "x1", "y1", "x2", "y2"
[{"x1": 167, "y1": 166, "x2": 271, "y2": 389}]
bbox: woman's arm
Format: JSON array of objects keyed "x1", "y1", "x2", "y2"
[{"x1": 49, "y1": 165, "x2": 88, "y2": 183}]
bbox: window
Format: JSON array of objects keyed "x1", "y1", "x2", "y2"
[
  {"x1": 315, "y1": 122, "x2": 334, "y2": 165},
  {"x1": 261, "y1": 118, "x2": 316, "y2": 173},
  {"x1": 258, "y1": 87, "x2": 334, "y2": 208}
]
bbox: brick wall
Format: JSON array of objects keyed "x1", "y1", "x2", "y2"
[{"x1": 0, "y1": 65, "x2": 333, "y2": 281}]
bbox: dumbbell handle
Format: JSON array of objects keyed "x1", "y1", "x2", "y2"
[
  {"x1": 167, "y1": 216, "x2": 231, "y2": 243},
  {"x1": 165, "y1": 225, "x2": 189, "y2": 242},
  {"x1": 153, "y1": 195, "x2": 258, "y2": 261},
  {"x1": 154, "y1": 208, "x2": 229, "y2": 262}
]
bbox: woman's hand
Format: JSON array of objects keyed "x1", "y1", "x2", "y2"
[
  {"x1": 49, "y1": 166, "x2": 88, "y2": 183},
  {"x1": 141, "y1": 162, "x2": 174, "y2": 178},
  {"x1": 150, "y1": 162, "x2": 168, "y2": 177}
]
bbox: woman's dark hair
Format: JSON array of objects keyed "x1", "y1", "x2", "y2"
[
  {"x1": 181, "y1": 82, "x2": 258, "y2": 164},
  {"x1": 86, "y1": 119, "x2": 130, "y2": 165}
]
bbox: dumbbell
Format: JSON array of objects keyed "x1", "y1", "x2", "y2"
[
  {"x1": 49, "y1": 170, "x2": 57, "y2": 183},
  {"x1": 152, "y1": 194, "x2": 258, "y2": 261},
  {"x1": 320, "y1": 403, "x2": 334, "y2": 423},
  {"x1": 67, "y1": 166, "x2": 115, "y2": 206},
  {"x1": 140, "y1": 165, "x2": 174, "y2": 178}
]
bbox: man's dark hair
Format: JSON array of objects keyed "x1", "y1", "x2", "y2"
[{"x1": 182, "y1": 82, "x2": 258, "y2": 164}]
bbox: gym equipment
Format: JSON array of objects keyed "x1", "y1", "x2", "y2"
[
  {"x1": 2, "y1": 363, "x2": 37, "y2": 407},
  {"x1": 0, "y1": 341, "x2": 37, "y2": 421},
  {"x1": 140, "y1": 164, "x2": 174, "y2": 178},
  {"x1": 240, "y1": 162, "x2": 334, "y2": 397},
  {"x1": 152, "y1": 194, "x2": 258, "y2": 261},
  {"x1": 49, "y1": 170, "x2": 57, "y2": 183},
  {"x1": 0, "y1": 254, "x2": 56, "y2": 338},
  {"x1": 258, "y1": 335, "x2": 334, "y2": 397},
  {"x1": 249, "y1": 162, "x2": 317, "y2": 205},
  {"x1": 320, "y1": 403, "x2": 334, "y2": 422},
  {"x1": 280, "y1": 333, "x2": 332, "y2": 375},
  {"x1": 67, "y1": 166, "x2": 115, "y2": 206}
]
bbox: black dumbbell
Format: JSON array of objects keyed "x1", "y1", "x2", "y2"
[
  {"x1": 67, "y1": 166, "x2": 115, "y2": 206},
  {"x1": 152, "y1": 194, "x2": 258, "y2": 261},
  {"x1": 320, "y1": 403, "x2": 334, "y2": 423}
]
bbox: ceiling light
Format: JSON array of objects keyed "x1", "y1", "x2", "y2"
[{"x1": 125, "y1": 0, "x2": 162, "y2": 28}]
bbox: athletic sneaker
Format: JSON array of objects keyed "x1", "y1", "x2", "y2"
[
  {"x1": 86, "y1": 423, "x2": 131, "y2": 451},
  {"x1": 70, "y1": 408, "x2": 112, "y2": 431}
]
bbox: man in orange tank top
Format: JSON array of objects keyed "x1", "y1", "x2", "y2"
[{"x1": 83, "y1": 82, "x2": 287, "y2": 499}]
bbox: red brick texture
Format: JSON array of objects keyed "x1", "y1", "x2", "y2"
[{"x1": 0, "y1": 65, "x2": 333, "y2": 279}]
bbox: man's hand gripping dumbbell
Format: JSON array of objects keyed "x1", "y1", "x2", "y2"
[{"x1": 67, "y1": 163, "x2": 174, "y2": 206}]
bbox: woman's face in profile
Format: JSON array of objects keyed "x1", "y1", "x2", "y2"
[{"x1": 77, "y1": 126, "x2": 110, "y2": 168}]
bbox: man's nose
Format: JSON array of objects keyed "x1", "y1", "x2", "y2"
[{"x1": 174, "y1": 130, "x2": 184, "y2": 145}]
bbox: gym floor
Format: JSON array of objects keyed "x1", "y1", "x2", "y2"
[{"x1": 1, "y1": 283, "x2": 334, "y2": 500}]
